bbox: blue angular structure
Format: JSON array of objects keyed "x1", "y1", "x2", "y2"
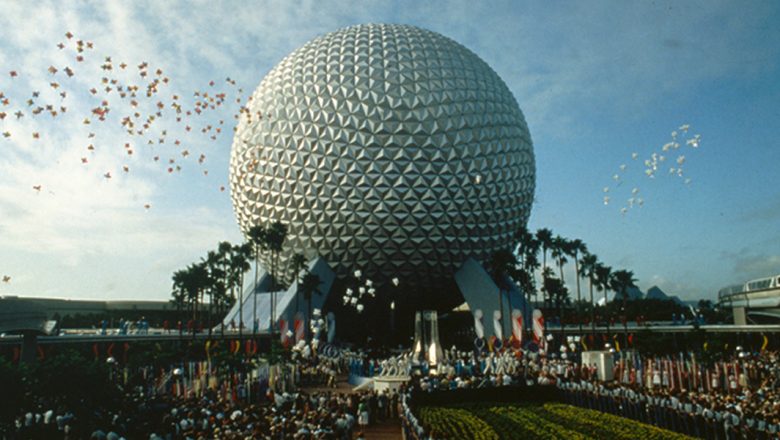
[
  {"x1": 454, "y1": 257, "x2": 531, "y2": 338},
  {"x1": 221, "y1": 257, "x2": 336, "y2": 333}
]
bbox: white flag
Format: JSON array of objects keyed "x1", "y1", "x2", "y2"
[
  {"x1": 532, "y1": 309, "x2": 544, "y2": 348},
  {"x1": 493, "y1": 310, "x2": 503, "y2": 340},
  {"x1": 293, "y1": 312, "x2": 305, "y2": 343},
  {"x1": 473, "y1": 309, "x2": 485, "y2": 339},
  {"x1": 511, "y1": 309, "x2": 523, "y2": 344}
]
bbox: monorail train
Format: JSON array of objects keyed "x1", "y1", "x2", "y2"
[{"x1": 718, "y1": 274, "x2": 780, "y2": 300}]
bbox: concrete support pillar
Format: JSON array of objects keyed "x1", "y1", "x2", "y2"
[
  {"x1": 733, "y1": 307, "x2": 747, "y2": 326},
  {"x1": 20, "y1": 332, "x2": 38, "y2": 364}
]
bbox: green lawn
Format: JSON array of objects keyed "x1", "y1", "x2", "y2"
[{"x1": 418, "y1": 402, "x2": 695, "y2": 440}]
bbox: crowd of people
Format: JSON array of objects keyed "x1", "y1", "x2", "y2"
[
  {"x1": 6, "y1": 333, "x2": 780, "y2": 440},
  {"x1": 398, "y1": 346, "x2": 780, "y2": 440},
  {"x1": 6, "y1": 388, "x2": 402, "y2": 440},
  {"x1": 2, "y1": 347, "x2": 405, "y2": 440},
  {"x1": 557, "y1": 350, "x2": 780, "y2": 439}
]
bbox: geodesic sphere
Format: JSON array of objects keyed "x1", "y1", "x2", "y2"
[{"x1": 229, "y1": 23, "x2": 535, "y2": 295}]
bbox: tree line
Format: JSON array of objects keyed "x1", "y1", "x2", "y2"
[
  {"x1": 487, "y1": 226, "x2": 638, "y2": 340},
  {"x1": 171, "y1": 221, "x2": 647, "y2": 342},
  {"x1": 170, "y1": 221, "x2": 322, "y2": 337}
]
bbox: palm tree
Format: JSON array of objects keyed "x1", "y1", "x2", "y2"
[
  {"x1": 184, "y1": 269, "x2": 196, "y2": 323},
  {"x1": 264, "y1": 221, "x2": 288, "y2": 333},
  {"x1": 515, "y1": 225, "x2": 540, "y2": 330},
  {"x1": 580, "y1": 252, "x2": 598, "y2": 337},
  {"x1": 595, "y1": 263, "x2": 613, "y2": 337},
  {"x1": 171, "y1": 269, "x2": 188, "y2": 322},
  {"x1": 518, "y1": 252, "x2": 539, "y2": 332},
  {"x1": 519, "y1": 251, "x2": 540, "y2": 297},
  {"x1": 540, "y1": 266, "x2": 555, "y2": 315},
  {"x1": 195, "y1": 262, "x2": 211, "y2": 317},
  {"x1": 300, "y1": 271, "x2": 322, "y2": 339},
  {"x1": 570, "y1": 239, "x2": 588, "y2": 334},
  {"x1": 611, "y1": 269, "x2": 638, "y2": 349},
  {"x1": 550, "y1": 236, "x2": 569, "y2": 333},
  {"x1": 542, "y1": 270, "x2": 568, "y2": 333},
  {"x1": 186, "y1": 262, "x2": 210, "y2": 330},
  {"x1": 247, "y1": 225, "x2": 266, "y2": 333},
  {"x1": 535, "y1": 228, "x2": 553, "y2": 309},
  {"x1": 181, "y1": 265, "x2": 199, "y2": 322},
  {"x1": 202, "y1": 250, "x2": 222, "y2": 334},
  {"x1": 217, "y1": 241, "x2": 234, "y2": 330},
  {"x1": 232, "y1": 242, "x2": 252, "y2": 337},
  {"x1": 290, "y1": 253, "x2": 307, "y2": 314}
]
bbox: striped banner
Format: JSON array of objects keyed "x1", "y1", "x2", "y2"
[{"x1": 511, "y1": 309, "x2": 523, "y2": 347}]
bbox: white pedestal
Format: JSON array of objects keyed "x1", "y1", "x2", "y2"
[{"x1": 372, "y1": 376, "x2": 411, "y2": 393}]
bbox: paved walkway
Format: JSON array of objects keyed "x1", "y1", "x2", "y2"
[{"x1": 360, "y1": 418, "x2": 403, "y2": 439}]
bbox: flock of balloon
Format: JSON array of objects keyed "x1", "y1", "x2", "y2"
[
  {"x1": 0, "y1": 31, "x2": 707, "y2": 286},
  {"x1": 0, "y1": 31, "x2": 257, "y2": 206},
  {"x1": 603, "y1": 124, "x2": 702, "y2": 215},
  {"x1": 341, "y1": 270, "x2": 400, "y2": 313}
]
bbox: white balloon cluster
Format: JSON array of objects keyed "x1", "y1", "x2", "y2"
[
  {"x1": 291, "y1": 339, "x2": 313, "y2": 359},
  {"x1": 342, "y1": 269, "x2": 377, "y2": 313},
  {"x1": 604, "y1": 124, "x2": 702, "y2": 215},
  {"x1": 310, "y1": 308, "x2": 326, "y2": 338},
  {"x1": 565, "y1": 335, "x2": 582, "y2": 354},
  {"x1": 288, "y1": 311, "x2": 329, "y2": 359}
]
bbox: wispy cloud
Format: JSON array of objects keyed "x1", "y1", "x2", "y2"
[
  {"x1": 739, "y1": 192, "x2": 780, "y2": 223},
  {"x1": 730, "y1": 252, "x2": 780, "y2": 282}
]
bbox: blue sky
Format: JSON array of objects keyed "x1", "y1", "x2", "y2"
[{"x1": 0, "y1": 0, "x2": 778, "y2": 302}]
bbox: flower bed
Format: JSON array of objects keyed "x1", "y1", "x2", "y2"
[
  {"x1": 418, "y1": 407, "x2": 499, "y2": 440},
  {"x1": 418, "y1": 402, "x2": 695, "y2": 440}
]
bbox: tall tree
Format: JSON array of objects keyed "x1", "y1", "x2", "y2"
[
  {"x1": 179, "y1": 265, "x2": 199, "y2": 322},
  {"x1": 188, "y1": 262, "x2": 210, "y2": 327},
  {"x1": 542, "y1": 270, "x2": 568, "y2": 333},
  {"x1": 535, "y1": 228, "x2": 554, "y2": 309},
  {"x1": 170, "y1": 269, "x2": 188, "y2": 321},
  {"x1": 264, "y1": 221, "x2": 288, "y2": 333},
  {"x1": 570, "y1": 239, "x2": 588, "y2": 334},
  {"x1": 550, "y1": 236, "x2": 570, "y2": 333},
  {"x1": 580, "y1": 252, "x2": 598, "y2": 336},
  {"x1": 595, "y1": 263, "x2": 613, "y2": 337},
  {"x1": 232, "y1": 242, "x2": 252, "y2": 337},
  {"x1": 217, "y1": 241, "x2": 234, "y2": 327},
  {"x1": 515, "y1": 225, "x2": 540, "y2": 329},
  {"x1": 202, "y1": 250, "x2": 223, "y2": 334},
  {"x1": 611, "y1": 269, "x2": 638, "y2": 348},
  {"x1": 247, "y1": 225, "x2": 266, "y2": 333}
]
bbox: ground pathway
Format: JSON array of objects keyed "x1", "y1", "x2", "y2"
[{"x1": 361, "y1": 418, "x2": 403, "y2": 440}]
